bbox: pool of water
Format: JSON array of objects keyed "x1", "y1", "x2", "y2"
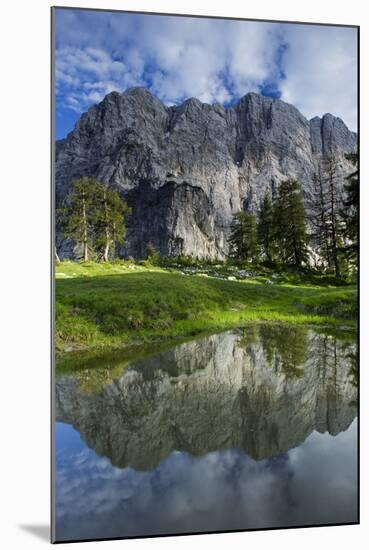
[{"x1": 53, "y1": 325, "x2": 358, "y2": 541}]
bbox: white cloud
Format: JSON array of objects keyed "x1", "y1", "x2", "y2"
[
  {"x1": 225, "y1": 21, "x2": 282, "y2": 96},
  {"x1": 135, "y1": 17, "x2": 280, "y2": 105},
  {"x1": 280, "y1": 25, "x2": 357, "y2": 130},
  {"x1": 56, "y1": 45, "x2": 144, "y2": 112}
]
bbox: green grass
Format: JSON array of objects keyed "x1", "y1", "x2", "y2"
[{"x1": 55, "y1": 260, "x2": 357, "y2": 354}]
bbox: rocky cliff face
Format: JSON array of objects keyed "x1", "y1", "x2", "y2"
[
  {"x1": 55, "y1": 328, "x2": 357, "y2": 470},
  {"x1": 55, "y1": 87, "x2": 357, "y2": 259}
]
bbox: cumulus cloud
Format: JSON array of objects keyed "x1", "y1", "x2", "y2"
[
  {"x1": 55, "y1": 421, "x2": 357, "y2": 540},
  {"x1": 280, "y1": 25, "x2": 358, "y2": 130},
  {"x1": 56, "y1": 45, "x2": 143, "y2": 112},
  {"x1": 54, "y1": 9, "x2": 358, "y2": 132}
]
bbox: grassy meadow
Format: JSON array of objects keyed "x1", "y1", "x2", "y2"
[{"x1": 55, "y1": 260, "x2": 357, "y2": 355}]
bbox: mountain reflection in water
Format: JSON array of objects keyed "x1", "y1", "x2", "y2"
[{"x1": 54, "y1": 325, "x2": 358, "y2": 541}]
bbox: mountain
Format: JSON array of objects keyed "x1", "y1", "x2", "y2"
[{"x1": 55, "y1": 87, "x2": 357, "y2": 259}]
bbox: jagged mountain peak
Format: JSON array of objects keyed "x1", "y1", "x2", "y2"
[{"x1": 56, "y1": 87, "x2": 357, "y2": 260}]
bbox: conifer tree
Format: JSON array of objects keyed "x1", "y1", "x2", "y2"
[
  {"x1": 274, "y1": 179, "x2": 308, "y2": 267},
  {"x1": 58, "y1": 177, "x2": 102, "y2": 261},
  {"x1": 94, "y1": 186, "x2": 130, "y2": 261},
  {"x1": 257, "y1": 192, "x2": 274, "y2": 263},
  {"x1": 58, "y1": 177, "x2": 130, "y2": 261},
  {"x1": 323, "y1": 157, "x2": 344, "y2": 278},
  {"x1": 308, "y1": 165, "x2": 331, "y2": 269},
  {"x1": 228, "y1": 211, "x2": 259, "y2": 263},
  {"x1": 341, "y1": 153, "x2": 358, "y2": 267},
  {"x1": 308, "y1": 157, "x2": 351, "y2": 277}
]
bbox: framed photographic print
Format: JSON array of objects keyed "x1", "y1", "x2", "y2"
[{"x1": 51, "y1": 5, "x2": 359, "y2": 543}]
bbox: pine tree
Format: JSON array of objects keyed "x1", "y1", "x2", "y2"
[
  {"x1": 308, "y1": 157, "x2": 350, "y2": 277},
  {"x1": 341, "y1": 153, "x2": 358, "y2": 267},
  {"x1": 58, "y1": 177, "x2": 102, "y2": 261},
  {"x1": 274, "y1": 179, "x2": 308, "y2": 267},
  {"x1": 257, "y1": 192, "x2": 274, "y2": 263},
  {"x1": 308, "y1": 165, "x2": 331, "y2": 270},
  {"x1": 323, "y1": 157, "x2": 344, "y2": 278},
  {"x1": 94, "y1": 185, "x2": 130, "y2": 261},
  {"x1": 58, "y1": 177, "x2": 130, "y2": 261},
  {"x1": 228, "y1": 211, "x2": 259, "y2": 263}
]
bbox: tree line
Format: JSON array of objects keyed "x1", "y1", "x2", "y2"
[
  {"x1": 228, "y1": 154, "x2": 358, "y2": 276},
  {"x1": 57, "y1": 153, "x2": 358, "y2": 274}
]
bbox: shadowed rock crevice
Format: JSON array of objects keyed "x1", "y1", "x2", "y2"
[{"x1": 123, "y1": 180, "x2": 215, "y2": 258}]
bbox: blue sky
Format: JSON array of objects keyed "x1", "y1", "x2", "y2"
[{"x1": 55, "y1": 9, "x2": 358, "y2": 139}]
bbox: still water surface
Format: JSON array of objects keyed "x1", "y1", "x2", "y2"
[{"x1": 54, "y1": 325, "x2": 358, "y2": 541}]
